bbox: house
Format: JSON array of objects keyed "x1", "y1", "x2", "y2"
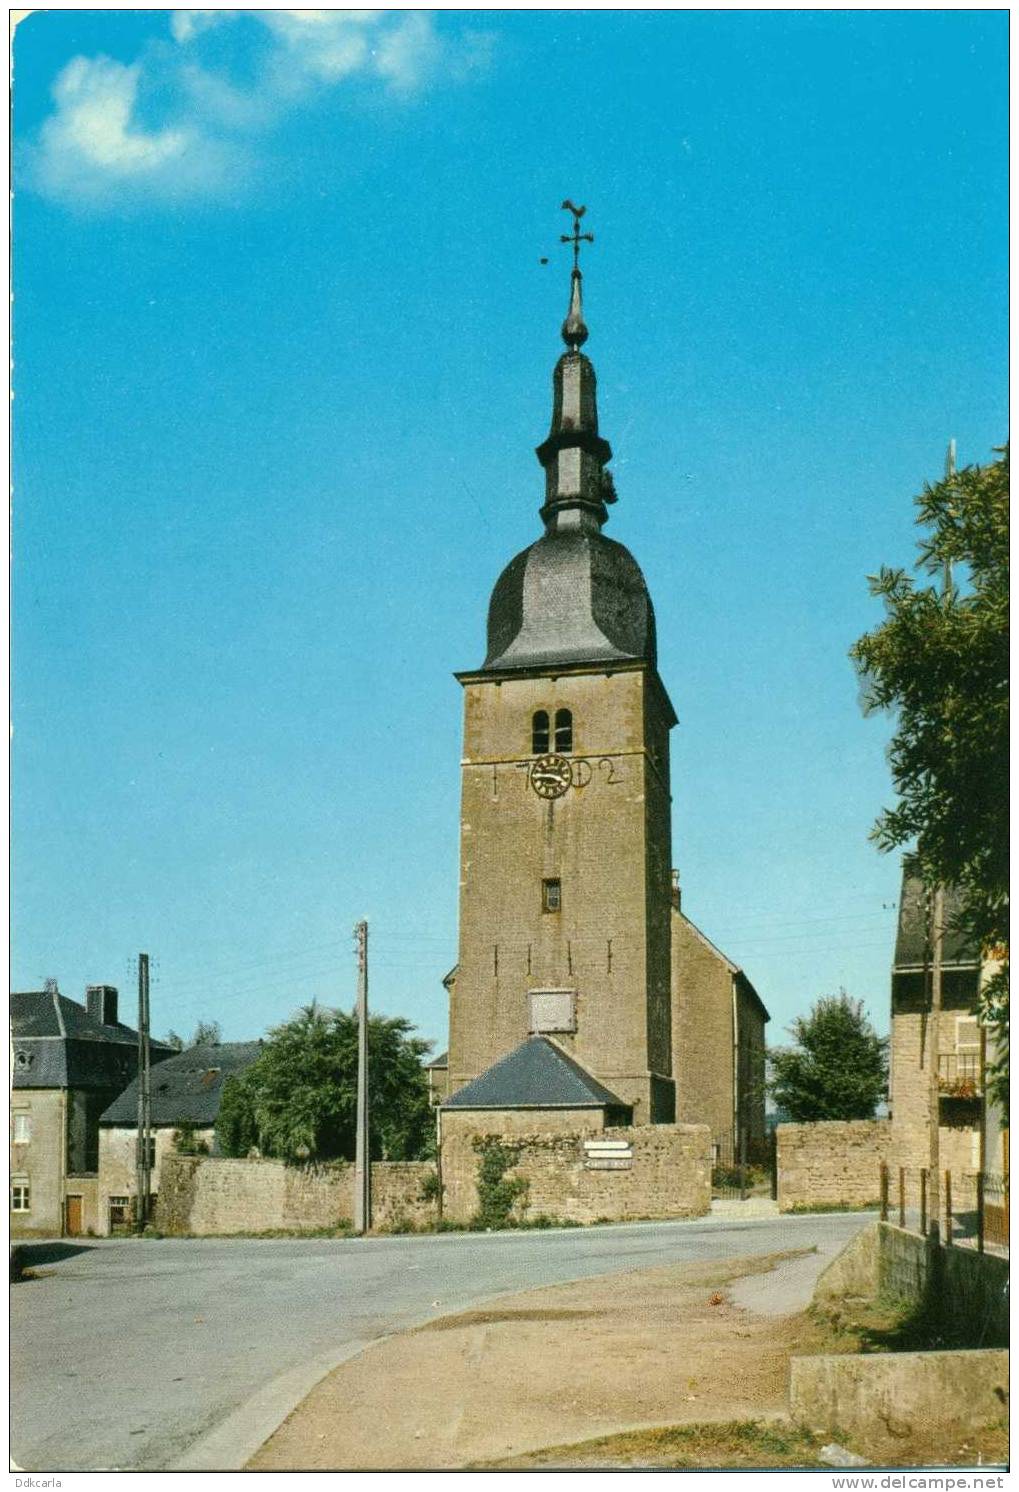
[
  {"x1": 889, "y1": 862, "x2": 987, "y2": 1179},
  {"x1": 97, "y1": 1040, "x2": 262, "y2": 1233},
  {"x1": 10, "y1": 984, "x2": 176, "y2": 1237}
]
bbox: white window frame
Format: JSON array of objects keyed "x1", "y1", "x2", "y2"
[
  {"x1": 11, "y1": 1181, "x2": 30, "y2": 1212},
  {"x1": 13, "y1": 1113, "x2": 31, "y2": 1144}
]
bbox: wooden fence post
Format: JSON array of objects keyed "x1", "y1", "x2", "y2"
[
  {"x1": 944, "y1": 1169, "x2": 953, "y2": 1245},
  {"x1": 898, "y1": 1166, "x2": 905, "y2": 1228},
  {"x1": 879, "y1": 1161, "x2": 889, "y2": 1222},
  {"x1": 920, "y1": 1168, "x2": 927, "y2": 1236},
  {"x1": 976, "y1": 1171, "x2": 985, "y2": 1253}
]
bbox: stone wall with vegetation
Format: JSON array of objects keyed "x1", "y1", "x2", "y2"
[
  {"x1": 439, "y1": 1118, "x2": 711, "y2": 1225},
  {"x1": 155, "y1": 1154, "x2": 438, "y2": 1235},
  {"x1": 776, "y1": 1119, "x2": 890, "y2": 1212}
]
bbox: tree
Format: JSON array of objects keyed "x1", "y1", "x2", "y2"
[
  {"x1": 190, "y1": 1020, "x2": 222, "y2": 1047},
  {"x1": 163, "y1": 1030, "x2": 184, "y2": 1051},
  {"x1": 769, "y1": 992, "x2": 888, "y2": 1122},
  {"x1": 215, "y1": 1002, "x2": 435, "y2": 1164},
  {"x1": 850, "y1": 445, "x2": 1008, "y2": 1113}
]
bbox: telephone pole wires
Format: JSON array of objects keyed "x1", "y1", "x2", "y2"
[{"x1": 353, "y1": 921, "x2": 371, "y2": 1235}]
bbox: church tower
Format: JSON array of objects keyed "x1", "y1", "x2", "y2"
[{"x1": 446, "y1": 207, "x2": 678, "y2": 1125}]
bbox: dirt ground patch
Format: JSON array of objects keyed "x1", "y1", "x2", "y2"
[{"x1": 247, "y1": 1249, "x2": 823, "y2": 1471}]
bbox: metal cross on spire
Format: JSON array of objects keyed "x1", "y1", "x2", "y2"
[{"x1": 560, "y1": 199, "x2": 594, "y2": 270}]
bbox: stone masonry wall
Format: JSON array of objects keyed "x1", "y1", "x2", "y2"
[
  {"x1": 776, "y1": 1119, "x2": 891, "y2": 1212},
  {"x1": 440, "y1": 1117, "x2": 711, "y2": 1225},
  {"x1": 155, "y1": 1155, "x2": 438, "y2": 1235}
]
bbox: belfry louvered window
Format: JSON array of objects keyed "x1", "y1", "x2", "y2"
[
  {"x1": 532, "y1": 710, "x2": 550, "y2": 754},
  {"x1": 554, "y1": 709, "x2": 573, "y2": 753}
]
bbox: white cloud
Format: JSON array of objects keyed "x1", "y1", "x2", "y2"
[
  {"x1": 372, "y1": 13, "x2": 441, "y2": 93},
  {"x1": 24, "y1": 11, "x2": 495, "y2": 209},
  {"x1": 26, "y1": 54, "x2": 239, "y2": 206}
]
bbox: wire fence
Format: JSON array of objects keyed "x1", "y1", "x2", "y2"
[{"x1": 879, "y1": 1160, "x2": 1009, "y2": 1253}]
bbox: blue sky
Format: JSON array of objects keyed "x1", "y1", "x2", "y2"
[{"x1": 12, "y1": 10, "x2": 1007, "y2": 1053}]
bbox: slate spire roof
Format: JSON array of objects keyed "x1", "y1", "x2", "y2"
[
  {"x1": 469, "y1": 207, "x2": 659, "y2": 679},
  {"x1": 442, "y1": 1036, "x2": 627, "y2": 1111}
]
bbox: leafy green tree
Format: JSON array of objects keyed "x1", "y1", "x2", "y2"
[
  {"x1": 769, "y1": 992, "x2": 888, "y2": 1122},
  {"x1": 215, "y1": 1002, "x2": 435, "y2": 1163},
  {"x1": 216, "y1": 1074, "x2": 260, "y2": 1157},
  {"x1": 850, "y1": 445, "x2": 1008, "y2": 1113}
]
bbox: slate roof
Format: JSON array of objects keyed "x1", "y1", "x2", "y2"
[
  {"x1": 425, "y1": 1050, "x2": 449, "y2": 1070},
  {"x1": 893, "y1": 866, "x2": 982, "y2": 971},
  {"x1": 442, "y1": 1037, "x2": 626, "y2": 1111},
  {"x1": 100, "y1": 1041, "x2": 264, "y2": 1127},
  {"x1": 11, "y1": 990, "x2": 176, "y2": 1092},
  {"x1": 478, "y1": 530, "x2": 658, "y2": 675}
]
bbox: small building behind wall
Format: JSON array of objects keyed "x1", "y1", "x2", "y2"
[
  {"x1": 97, "y1": 1040, "x2": 262, "y2": 1233},
  {"x1": 10, "y1": 984, "x2": 176, "y2": 1237}
]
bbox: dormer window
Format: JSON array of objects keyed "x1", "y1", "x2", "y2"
[
  {"x1": 554, "y1": 709, "x2": 573, "y2": 753},
  {"x1": 532, "y1": 710, "x2": 550, "y2": 754}
]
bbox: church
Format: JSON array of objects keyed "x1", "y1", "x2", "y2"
[{"x1": 437, "y1": 208, "x2": 768, "y2": 1168}]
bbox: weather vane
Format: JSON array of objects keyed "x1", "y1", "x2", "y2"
[{"x1": 560, "y1": 200, "x2": 593, "y2": 271}]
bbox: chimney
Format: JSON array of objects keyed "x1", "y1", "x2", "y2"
[
  {"x1": 86, "y1": 984, "x2": 118, "y2": 1026},
  {"x1": 671, "y1": 870, "x2": 681, "y2": 912}
]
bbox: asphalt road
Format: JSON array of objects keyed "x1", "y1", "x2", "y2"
[{"x1": 11, "y1": 1211, "x2": 872, "y2": 1472}]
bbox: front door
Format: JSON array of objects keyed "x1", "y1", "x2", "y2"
[{"x1": 65, "y1": 1195, "x2": 83, "y2": 1236}]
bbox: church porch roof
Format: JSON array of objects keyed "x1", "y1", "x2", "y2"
[{"x1": 442, "y1": 1036, "x2": 626, "y2": 1111}]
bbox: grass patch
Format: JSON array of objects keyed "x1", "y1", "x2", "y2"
[
  {"x1": 787, "y1": 1201, "x2": 881, "y2": 1215},
  {"x1": 812, "y1": 1289, "x2": 1007, "y2": 1355},
  {"x1": 476, "y1": 1418, "x2": 824, "y2": 1469}
]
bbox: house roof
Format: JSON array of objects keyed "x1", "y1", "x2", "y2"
[
  {"x1": 893, "y1": 867, "x2": 982, "y2": 971},
  {"x1": 11, "y1": 989, "x2": 176, "y2": 1092},
  {"x1": 425, "y1": 1050, "x2": 449, "y2": 1070},
  {"x1": 100, "y1": 1041, "x2": 264, "y2": 1127},
  {"x1": 442, "y1": 1037, "x2": 626, "y2": 1111}
]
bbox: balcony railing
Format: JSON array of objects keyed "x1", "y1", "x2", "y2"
[{"x1": 937, "y1": 1052, "x2": 982, "y2": 1096}]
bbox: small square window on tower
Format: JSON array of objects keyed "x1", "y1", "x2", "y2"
[{"x1": 542, "y1": 878, "x2": 561, "y2": 912}]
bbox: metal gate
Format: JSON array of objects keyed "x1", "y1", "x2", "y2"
[{"x1": 711, "y1": 1130, "x2": 776, "y2": 1201}]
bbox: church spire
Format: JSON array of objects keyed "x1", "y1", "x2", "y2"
[{"x1": 535, "y1": 202, "x2": 616, "y2": 533}]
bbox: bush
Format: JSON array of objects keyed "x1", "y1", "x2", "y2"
[{"x1": 172, "y1": 1120, "x2": 210, "y2": 1156}]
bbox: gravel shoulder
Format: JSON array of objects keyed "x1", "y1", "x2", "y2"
[{"x1": 247, "y1": 1248, "x2": 824, "y2": 1471}]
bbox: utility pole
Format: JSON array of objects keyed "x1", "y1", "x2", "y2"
[
  {"x1": 927, "y1": 439, "x2": 956, "y2": 1243},
  {"x1": 135, "y1": 953, "x2": 152, "y2": 1231},
  {"x1": 353, "y1": 921, "x2": 371, "y2": 1235}
]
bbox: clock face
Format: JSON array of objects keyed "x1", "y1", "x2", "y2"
[{"x1": 530, "y1": 754, "x2": 573, "y2": 799}]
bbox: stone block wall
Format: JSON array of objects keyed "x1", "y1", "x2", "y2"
[
  {"x1": 155, "y1": 1154, "x2": 438, "y2": 1235},
  {"x1": 440, "y1": 1117, "x2": 711, "y2": 1225},
  {"x1": 877, "y1": 1222, "x2": 1009, "y2": 1344},
  {"x1": 776, "y1": 1119, "x2": 891, "y2": 1212}
]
